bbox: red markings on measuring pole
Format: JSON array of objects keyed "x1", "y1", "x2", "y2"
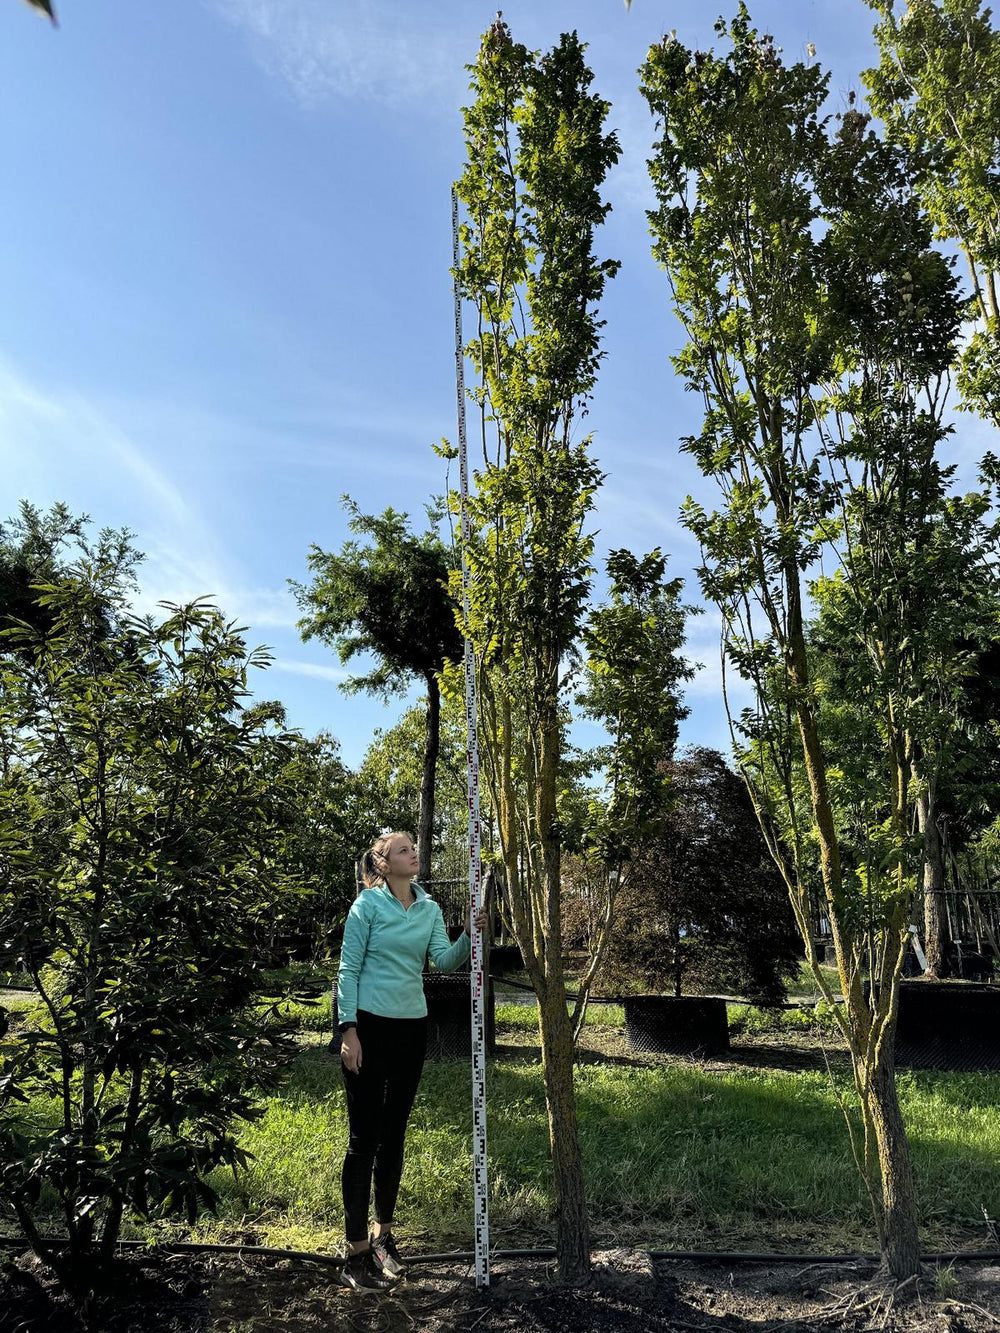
[{"x1": 452, "y1": 187, "x2": 490, "y2": 1290}]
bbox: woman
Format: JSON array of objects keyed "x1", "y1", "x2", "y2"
[{"x1": 336, "y1": 831, "x2": 486, "y2": 1291}]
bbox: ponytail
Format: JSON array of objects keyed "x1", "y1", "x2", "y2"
[{"x1": 360, "y1": 831, "x2": 415, "y2": 888}]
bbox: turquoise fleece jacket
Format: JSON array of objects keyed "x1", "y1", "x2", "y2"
[{"x1": 336, "y1": 882, "x2": 471, "y2": 1026}]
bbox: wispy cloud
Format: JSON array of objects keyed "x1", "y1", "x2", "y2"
[
  {"x1": 133, "y1": 541, "x2": 300, "y2": 631},
  {"x1": 0, "y1": 358, "x2": 299, "y2": 633},
  {"x1": 0, "y1": 361, "x2": 193, "y2": 530},
  {"x1": 680, "y1": 611, "x2": 755, "y2": 711},
  {"x1": 270, "y1": 658, "x2": 351, "y2": 683},
  {"x1": 212, "y1": 0, "x2": 465, "y2": 109}
]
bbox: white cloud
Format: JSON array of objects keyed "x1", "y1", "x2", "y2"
[
  {"x1": 680, "y1": 610, "x2": 756, "y2": 712},
  {"x1": 0, "y1": 358, "x2": 302, "y2": 635},
  {"x1": 685, "y1": 652, "x2": 755, "y2": 713},
  {"x1": 212, "y1": 0, "x2": 465, "y2": 109},
  {"x1": 0, "y1": 361, "x2": 193, "y2": 530},
  {"x1": 270, "y1": 658, "x2": 352, "y2": 682},
  {"x1": 132, "y1": 551, "x2": 300, "y2": 631}
]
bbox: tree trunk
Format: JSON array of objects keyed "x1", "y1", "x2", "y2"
[
  {"x1": 786, "y1": 602, "x2": 921, "y2": 1281},
  {"x1": 867, "y1": 1036, "x2": 922, "y2": 1279},
  {"x1": 539, "y1": 651, "x2": 591, "y2": 1281},
  {"x1": 916, "y1": 790, "x2": 946, "y2": 977},
  {"x1": 537, "y1": 980, "x2": 590, "y2": 1282},
  {"x1": 417, "y1": 673, "x2": 440, "y2": 885}
]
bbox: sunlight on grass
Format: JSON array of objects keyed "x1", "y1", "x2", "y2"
[
  {"x1": 175, "y1": 1034, "x2": 1000, "y2": 1253},
  {"x1": 11, "y1": 1011, "x2": 1000, "y2": 1256}
]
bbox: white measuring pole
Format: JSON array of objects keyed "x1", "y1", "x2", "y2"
[{"x1": 452, "y1": 186, "x2": 490, "y2": 1289}]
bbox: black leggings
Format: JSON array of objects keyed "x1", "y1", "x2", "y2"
[{"x1": 341, "y1": 1010, "x2": 427, "y2": 1242}]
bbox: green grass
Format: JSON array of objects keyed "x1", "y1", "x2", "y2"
[
  {"x1": 9, "y1": 995, "x2": 1000, "y2": 1257},
  {"x1": 727, "y1": 1002, "x2": 842, "y2": 1035},
  {"x1": 155, "y1": 1040, "x2": 1000, "y2": 1256},
  {"x1": 494, "y1": 1001, "x2": 625, "y2": 1030},
  {"x1": 787, "y1": 961, "x2": 844, "y2": 998},
  {"x1": 262, "y1": 993, "x2": 333, "y2": 1033}
]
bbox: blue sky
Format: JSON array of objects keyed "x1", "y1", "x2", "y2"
[{"x1": 0, "y1": 0, "x2": 944, "y2": 767}]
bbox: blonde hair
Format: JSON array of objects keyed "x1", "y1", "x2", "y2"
[{"x1": 361, "y1": 831, "x2": 415, "y2": 888}]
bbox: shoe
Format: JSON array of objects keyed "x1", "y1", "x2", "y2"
[
  {"x1": 339, "y1": 1247, "x2": 396, "y2": 1291},
  {"x1": 370, "y1": 1229, "x2": 406, "y2": 1279}
]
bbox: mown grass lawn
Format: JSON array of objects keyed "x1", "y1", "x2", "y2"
[{"x1": 119, "y1": 1011, "x2": 1000, "y2": 1258}]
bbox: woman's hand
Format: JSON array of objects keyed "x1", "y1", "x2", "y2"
[
  {"x1": 340, "y1": 1028, "x2": 362, "y2": 1073},
  {"x1": 466, "y1": 904, "x2": 489, "y2": 937}
]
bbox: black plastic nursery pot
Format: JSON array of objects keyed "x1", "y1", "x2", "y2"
[
  {"x1": 893, "y1": 980, "x2": 1000, "y2": 1071},
  {"x1": 622, "y1": 995, "x2": 730, "y2": 1056},
  {"x1": 420, "y1": 971, "x2": 496, "y2": 1059},
  {"x1": 489, "y1": 942, "x2": 524, "y2": 974},
  {"x1": 332, "y1": 974, "x2": 496, "y2": 1060}
]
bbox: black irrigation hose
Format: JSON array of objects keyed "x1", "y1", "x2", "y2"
[{"x1": 1, "y1": 1236, "x2": 998, "y2": 1268}]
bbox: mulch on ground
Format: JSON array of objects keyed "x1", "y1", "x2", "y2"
[{"x1": 3, "y1": 1247, "x2": 1000, "y2": 1333}]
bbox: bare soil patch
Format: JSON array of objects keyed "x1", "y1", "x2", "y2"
[{"x1": 3, "y1": 1248, "x2": 1000, "y2": 1333}]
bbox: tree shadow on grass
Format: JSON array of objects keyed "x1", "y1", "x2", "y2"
[{"x1": 0, "y1": 1251, "x2": 211, "y2": 1333}]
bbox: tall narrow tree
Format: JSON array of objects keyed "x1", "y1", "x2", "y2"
[
  {"x1": 865, "y1": 0, "x2": 1000, "y2": 428},
  {"x1": 642, "y1": 8, "x2": 967, "y2": 1279},
  {"x1": 454, "y1": 21, "x2": 620, "y2": 1280},
  {"x1": 571, "y1": 548, "x2": 693, "y2": 1034}
]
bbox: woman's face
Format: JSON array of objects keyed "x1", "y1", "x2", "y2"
[{"x1": 384, "y1": 835, "x2": 419, "y2": 879}]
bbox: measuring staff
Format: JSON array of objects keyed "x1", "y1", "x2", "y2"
[{"x1": 452, "y1": 185, "x2": 491, "y2": 1290}]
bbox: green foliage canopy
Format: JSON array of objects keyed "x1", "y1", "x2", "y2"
[
  {"x1": 291, "y1": 499, "x2": 461, "y2": 700},
  {"x1": 865, "y1": 0, "x2": 1000, "y2": 424},
  {"x1": 0, "y1": 528, "x2": 300, "y2": 1295}
]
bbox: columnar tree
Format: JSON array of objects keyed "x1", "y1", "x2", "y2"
[
  {"x1": 454, "y1": 21, "x2": 620, "y2": 1280},
  {"x1": 291, "y1": 501, "x2": 463, "y2": 883},
  {"x1": 642, "y1": 9, "x2": 969, "y2": 1278},
  {"x1": 808, "y1": 502, "x2": 1000, "y2": 979},
  {"x1": 0, "y1": 531, "x2": 299, "y2": 1300},
  {"x1": 863, "y1": 0, "x2": 1000, "y2": 968}
]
